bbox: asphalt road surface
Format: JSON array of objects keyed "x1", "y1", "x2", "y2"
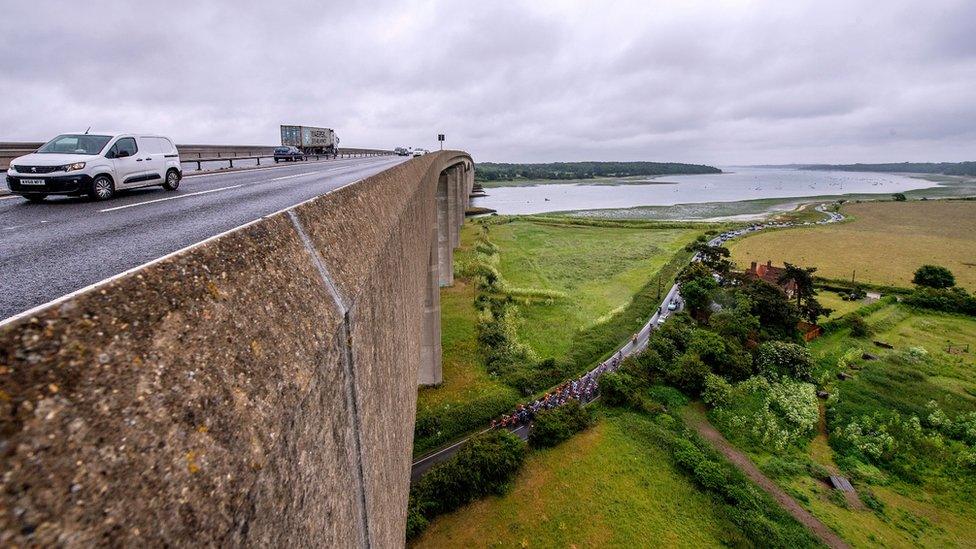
[{"x1": 0, "y1": 155, "x2": 409, "y2": 321}]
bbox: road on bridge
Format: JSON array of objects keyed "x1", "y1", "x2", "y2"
[{"x1": 0, "y1": 155, "x2": 409, "y2": 321}]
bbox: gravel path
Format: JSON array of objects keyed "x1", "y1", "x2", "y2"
[{"x1": 683, "y1": 407, "x2": 849, "y2": 549}]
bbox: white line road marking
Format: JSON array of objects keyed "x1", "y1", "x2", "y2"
[
  {"x1": 0, "y1": 195, "x2": 19, "y2": 200},
  {"x1": 270, "y1": 172, "x2": 317, "y2": 181},
  {"x1": 99, "y1": 185, "x2": 243, "y2": 213}
]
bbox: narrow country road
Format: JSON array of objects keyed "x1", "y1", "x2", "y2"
[{"x1": 0, "y1": 155, "x2": 408, "y2": 321}]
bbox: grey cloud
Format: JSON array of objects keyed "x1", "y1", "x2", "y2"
[{"x1": 0, "y1": 0, "x2": 974, "y2": 164}]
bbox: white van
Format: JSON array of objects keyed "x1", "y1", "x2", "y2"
[{"x1": 5, "y1": 132, "x2": 182, "y2": 202}]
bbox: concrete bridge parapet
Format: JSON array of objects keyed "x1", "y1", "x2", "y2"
[{"x1": 0, "y1": 151, "x2": 473, "y2": 547}]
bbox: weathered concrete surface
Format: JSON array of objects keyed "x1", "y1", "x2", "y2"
[{"x1": 0, "y1": 151, "x2": 472, "y2": 547}]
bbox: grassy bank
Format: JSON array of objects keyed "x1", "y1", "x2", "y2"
[
  {"x1": 412, "y1": 409, "x2": 742, "y2": 548},
  {"x1": 729, "y1": 200, "x2": 976, "y2": 290},
  {"x1": 414, "y1": 217, "x2": 702, "y2": 456}
]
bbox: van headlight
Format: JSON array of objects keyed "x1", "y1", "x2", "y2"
[{"x1": 62, "y1": 162, "x2": 86, "y2": 172}]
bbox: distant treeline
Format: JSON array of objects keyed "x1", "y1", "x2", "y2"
[
  {"x1": 474, "y1": 161, "x2": 722, "y2": 182},
  {"x1": 802, "y1": 161, "x2": 976, "y2": 176}
]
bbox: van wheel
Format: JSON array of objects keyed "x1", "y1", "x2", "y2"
[
  {"x1": 24, "y1": 194, "x2": 47, "y2": 203},
  {"x1": 163, "y1": 169, "x2": 181, "y2": 191},
  {"x1": 89, "y1": 175, "x2": 115, "y2": 201}
]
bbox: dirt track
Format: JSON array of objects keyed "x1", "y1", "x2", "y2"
[{"x1": 683, "y1": 408, "x2": 849, "y2": 549}]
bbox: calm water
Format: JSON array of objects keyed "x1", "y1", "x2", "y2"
[{"x1": 472, "y1": 167, "x2": 934, "y2": 215}]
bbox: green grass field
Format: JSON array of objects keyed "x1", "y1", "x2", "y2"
[
  {"x1": 729, "y1": 200, "x2": 976, "y2": 290},
  {"x1": 411, "y1": 409, "x2": 740, "y2": 548},
  {"x1": 713, "y1": 301, "x2": 976, "y2": 547},
  {"x1": 817, "y1": 289, "x2": 873, "y2": 320},
  {"x1": 489, "y1": 219, "x2": 699, "y2": 361},
  {"x1": 414, "y1": 218, "x2": 701, "y2": 456}
]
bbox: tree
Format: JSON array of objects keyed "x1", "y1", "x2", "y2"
[
  {"x1": 688, "y1": 242, "x2": 733, "y2": 274},
  {"x1": 668, "y1": 353, "x2": 711, "y2": 394},
  {"x1": 779, "y1": 263, "x2": 832, "y2": 323},
  {"x1": 912, "y1": 265, "x2": 955, "y2": 289},
  {"x1": 755, "y1": 341, "x2": 814, "y2": 381},
  {"x1": 709, "y1": 292, "x2": 759, "y2": 344},
  {"x1": 892, "y1": 193, "x2": 907, "y2": 201},
  {"x1": 738, "y1": 277, "x2": 801, "y2": 341},
  {"x1": 681, "y1": 276, "x2": 719, "y2": 318},
  {"x1": 689, "y1": 329, "x2": 754, "y2": 381},
  {"x1": 778, "y1": 263, "x2": 816, "y2": 307},
  {"x1": 678, "y1": 262, "x2": 713, "y2": 284}
]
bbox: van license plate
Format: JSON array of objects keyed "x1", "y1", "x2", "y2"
[{"x1": 21, "y1": 179, "x2": 45, "y2": 185}]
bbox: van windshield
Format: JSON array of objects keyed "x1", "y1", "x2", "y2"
[{"x1": 37, "y1": 134, "x2": 112, "y2": 155}]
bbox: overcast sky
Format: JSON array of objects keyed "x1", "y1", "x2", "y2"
[{"x1": 2, "y1": 0, "x2": 974, "y2": 164}]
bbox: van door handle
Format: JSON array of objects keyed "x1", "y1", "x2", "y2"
[{"x1": 136, "y1": 158, "x2": 143, "y2": 161}]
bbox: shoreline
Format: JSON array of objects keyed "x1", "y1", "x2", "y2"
[{"x1": 475, "y1": 173, "x2": 976, "y2": 221}]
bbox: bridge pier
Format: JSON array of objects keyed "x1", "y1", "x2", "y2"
[
  {"x1": 418, "y1": 228, "x2": 443, "y2": 385},
  {"x1": 436, "y1": 171, "x2": 454, "y2": 287}
]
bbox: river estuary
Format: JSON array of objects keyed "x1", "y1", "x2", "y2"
[{"x1": 471, "y1": 167, "x2": 936, "y2": 218}]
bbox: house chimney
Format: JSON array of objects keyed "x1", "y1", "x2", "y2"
[
  {"x1": 767, "y1": 260, "x2": 772, "y2": 267},
  {"x1": 750, "y1": 261, "x2": 757, "y2": 272}
]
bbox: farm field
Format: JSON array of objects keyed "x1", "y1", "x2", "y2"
[
  {"x1": 487, "y1": 218, "x2": 700, "y2": 362},
  {"x1": 713, "y1": 301, "x2": 976, "y2": 547},
  {"x1": 414, "y1": 218, "x2": 702, "y2": 456},
  {"x1": 411, "y1": 409, "x2": 740, "y2": 548},
  {"x1": 729, "y1": 200, "x2": 976, "y2": 290}
]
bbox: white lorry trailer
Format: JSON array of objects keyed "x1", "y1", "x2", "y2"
[{"x1": 280, "y1": 125, "x2": 340, "y2": 158}]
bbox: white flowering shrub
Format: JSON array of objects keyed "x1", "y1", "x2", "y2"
[
  {"x1": 709, "y1": 376, "x2": 818, "y2": 452},
  {"x1": 702, "y1": 373, "x2": 732, "y2": 407}
]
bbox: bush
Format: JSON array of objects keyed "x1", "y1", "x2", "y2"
[
  {"x1": 762, "y1": 456, "x2": 809, "y2": 479},
  {"x1": 702, "y1": 373, "x2": 733, "y2": 407},
  {"x1": 407, "y1": 430, "x2": 527, "y2": 539},
  {"x1": 847, "y1": 313, "x2": 870, "y2": 338},
  {"x1": 709, "y1": 376, "x2": 819, "y2": 452},
  {"x1": 904, "y1": 287, "x2": 976, "y2": 316},
  {"x1": 646, "y1": 384, "x2": 689, "y2": 408},
  {"x1": 669, "y1": 353, "x2": 711, "y2": 394},
  {"x1": 665, "y1": 428, "x2": 820, "y2": 548},
  {"x1": 528, "y1": 400, "x2": 594, "y2": 448},
  {"x1": 912, "y1": 264, "x2": 955, "y2": 289},
  {"x1": 599, "y1": 371, "x2": 649, "y2": 410},
  {"x1": 755, "y1": 341, "x2": 814, "y2": 381}
]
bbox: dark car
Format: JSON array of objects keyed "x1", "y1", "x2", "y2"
[{"x1": 274, "y1": 146, "x2": 306, "y2": 162}]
